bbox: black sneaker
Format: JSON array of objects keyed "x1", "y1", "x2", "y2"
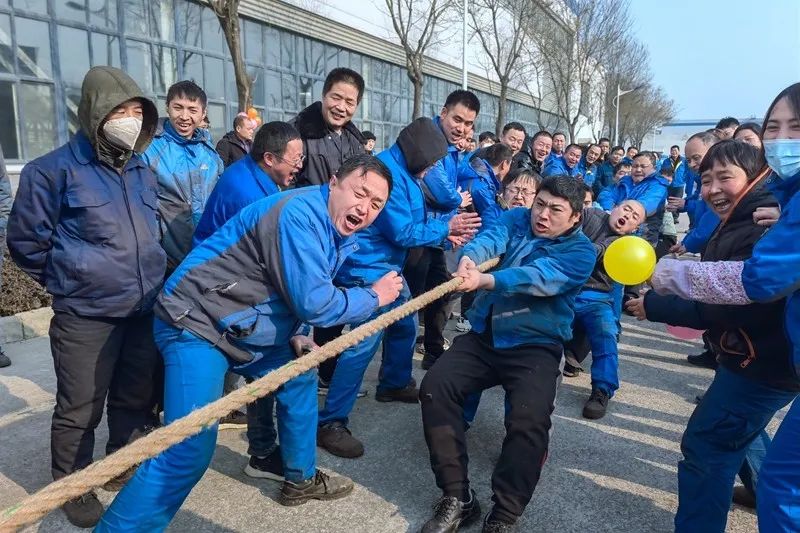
[
  {"x1": 687, "y1": 350, "x2": 717, "y2": 369},
  {"x1": 375, "y1": 381, "x2": 419, "y2": 403},
  {"x1": 583, "y1": 388, "x2": 610, "y2": 420},
  {"x1": 102, "y1": 465, "x2": 138, "y2": 492},
  {"x1": 482, "y1": 512, "x2": 517, "y2": 533},
  {"x1": 562, "y1": 362, "x2": 582, "y2": 378},
  {"x1": 420, "y1": 489, "x2": 481, "y2": 533},
  {"x1": 219, "y1": 409, "x2": 247, "y2": 430},
  {"x1": 317, "y1": 422, "x2": 364, "y2": 458},
  {"x1": 0, "y1": 350, "x2": 9, "y2": 368},
  {"x1": 243, "y1": 446, "x2": 284, "y2": 481},
  {"x1": 61, "y1": 491, "x2": 103, "y2": 528},
  {"x1": 278, "y1": 469, "x2": 354, "y2": 506}
]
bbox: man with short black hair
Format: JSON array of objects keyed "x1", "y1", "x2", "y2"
[
  {"x1": 97, "y1": 155, "x2": 403, "y2": 531},
  {"x1": 215, "y1": 113, "x2": 256, "y2": 168},
  {"x1": 622, "y1": 146, "x2": 639, "y2": 165},
  {"x1": 194, "y1": 120, "x2": 306, "y2": 477},
  {"x1": 143, "y1": 80, "x2": 223, "y2": 274},
  {"x1": 406, "y1": 89, "x2": 482, "y2": 370},
  {"x1": 361, "y1": 130, "x2": 377, "y2": 154},
  {"x1": 478, "y1": 131, "x2": 498, "y2": 147},
  {"x1": 419, "y1": 176, "x2": 595, "y2": 532},
  {"x1": 292, "y1": 67, "x2": 366, "y2": 187},
  {"x1": 542, "y1": 143, "x2": 582, "y2": 177},
  {"x1": 715, "y1": 116, "x2": 740, "y2": 139},
  {"x1": 500, "y1": 122, "x2": 526, "y2": 156},
  {"x1": 598, "y1": 137, "x2": 611, "y2": 160},
  {"x1": 595, "y1": 145, "x2": 625, "y2": 195}
]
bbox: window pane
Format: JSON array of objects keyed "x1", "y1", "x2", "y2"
[
  {"x1": 201, "y1": 7, "x2": 224, "y2": 54},
  {"x1": 248, "y1": 66, "x2": 265, "y2": 107},
  {"x1": 91, "y1": 33, "x2": 120, "y2": 68},
  {"x1": 266, "y1": 69, "x2": 280, "y2": 108},
  {"x1": 88, "y1": 0, "x2": 118, "y2": 29},
  {"x1": 206, "y1": 103, "x2": 225, "y2": 145},
  {"x1": 281, "y1": 73, "x2": 296, "y2": 111},
  {"x1": 123, "y1": 0, "x2": 148, "y2": 35},
  {"x1": 55, "y1": 0, "x2": 87, "y2": 23},
  {"x1": 176, "y1": 0, "x2": 202, "y2": 48},
  {"x1": 243, "y1": 19, "x2": 263, "y2": 63},
  {"x1": 205, "y1": 56, "x2": 224, "y2": 99},
  {"x1": 16, "y1": 18, "x2": 52, "y2": 79},
  {"x1": 280, "y1": 32, "x2": 294, "y2": 69},
  {"x1": 0, "y1": 81, "x2": 19, "y2": 159},
  {"x1": 153, "y1": 46, "x2": 176, "y2": 94},
  {"x1": 150, "y1": 0, "x2": 174, "y2": 41},
  {"x1": 0, "y1": 14, "x2": 11, "y2": 74},
  {"x1": 65, "y1": 87, "x2": 81, "y2": 136},
  {"x1": 265, "y1": 26, "x2": 279, "y2": 67},
  {"x1": 20, "y1": 82, "x2": 56, "y2": 159},
  {"x1": 58, "y1": 26, "x2": 90, "y2": 88},
  {"x1": 350, "y1": 53, "x2": 362, "y2": 75},
  {"x1": 225, "y1": 60, "x2": 236, "y2": 102},
  {"x1": 298, "y1": 76, "x2": 313, "y2": 109},
  {"x1": 125, "y1": 40, "x2": 152, "y2": 93},
  {"x1": 13, "y1": 0, "x2": 47, "y2": 14},
  {"x1": 181, "y1": 51, "x2": 202, "y2": 86}
]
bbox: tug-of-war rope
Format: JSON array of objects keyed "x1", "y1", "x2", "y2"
[{"x1": 0, "y1": 258, "x2": 500, "y2": 532}]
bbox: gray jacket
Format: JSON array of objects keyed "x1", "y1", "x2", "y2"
[{"x1": 0, "y1": 145, "x2": 12, "y2": 238}]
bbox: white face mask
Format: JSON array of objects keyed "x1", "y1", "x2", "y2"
[{"x1": 102, "y1": 116, "x2": 143, "y2": 151}]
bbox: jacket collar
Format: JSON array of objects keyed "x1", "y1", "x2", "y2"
[
  {"x1": 155, "y1": 117, "x2": 215, "y2": 148},
  {"x1": 294, "y1": 101, "x2": 364, "y2": 141},
  {"x1": 69, "y1": 131, "x2": 145, "y2": 170},
  {"x1": 244, "y1": 156, "x2": 281, "y2": 197}
]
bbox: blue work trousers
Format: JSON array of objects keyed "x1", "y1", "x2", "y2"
[
  {"x1": 96, "y1": 319, "x2": 317, "y2": 532},
  {"x1": 574, "y1": 291, "x2": 619, "y2": 396},
  {"x1": 319, "y1": 288, "x2": 416, "y2": 426},
  {"x1": 675, "y1": 366, "x2": 796, "y2": 533},
  {"x1": 757, "y1": 398, "x2": 800, "y2": 532}
]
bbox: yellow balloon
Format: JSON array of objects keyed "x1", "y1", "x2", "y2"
[{"x1": 602, "y1": 235, "x2": 656, "y2": 285}]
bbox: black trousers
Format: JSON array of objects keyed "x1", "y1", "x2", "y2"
[
  {"x1": 49, "y1": 311, "x2": 159, "y2": 480},
  {"x1": 314, "y1": 325, "x2": 346, "y2": 383},
  {"x1": 403, "y1": 247, "x2": 450, "y2": 358},
  {"x1": 420, "y1": 333, "x2": 562, "y2": 523}
]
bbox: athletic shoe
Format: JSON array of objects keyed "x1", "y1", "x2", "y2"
[
  {"x1": 61, "y1": 491, "x2": 103, "y2": 528},
  {"x1": 244, "y1": 446, "x2": 285, "y2": 481},
  {"x1": 0, "y1": 350, "x2": 10, "y2": 368},
  {"x1": 455, "y1": 317, "x2": 472, "y2": 333}
]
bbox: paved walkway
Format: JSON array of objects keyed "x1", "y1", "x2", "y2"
[{"x1": 0, "y1": 316, "x2": 770, "y2": 532}]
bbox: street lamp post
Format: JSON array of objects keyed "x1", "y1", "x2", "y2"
[
  {"x1": 462, "y1": 0, "x2": 468, "y2": 90},
  {"x1": 613, "y1": 83, "x2": 643, "y2": 146}
]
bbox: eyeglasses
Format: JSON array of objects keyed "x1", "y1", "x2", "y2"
[
  {"x1": 505, "y1": 187, "x2": 536, "y2": 197},
  {"x1": 269, "y1": 153, "x2": 306, "y2": 167}
]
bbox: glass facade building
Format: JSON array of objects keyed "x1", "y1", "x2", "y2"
[{"x1": 0, "y1": 0, "x2": 553, "y2": 163}]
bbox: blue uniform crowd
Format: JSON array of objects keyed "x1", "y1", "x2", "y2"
[{"x1": 3, "y1": 63, "x2": 800, "y2": 533}]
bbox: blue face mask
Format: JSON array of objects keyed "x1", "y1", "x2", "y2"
[{"x1": 763, "y1": 139, "x2": 800, "y2": 180}]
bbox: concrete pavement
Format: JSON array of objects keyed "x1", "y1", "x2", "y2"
[{"x1": 0, "y1": 316, "x2": 771, "y2": 532}]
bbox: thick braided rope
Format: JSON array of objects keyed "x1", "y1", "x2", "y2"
[{"x1": 0, "y1": 257, "x2": 499, "y2": 532}]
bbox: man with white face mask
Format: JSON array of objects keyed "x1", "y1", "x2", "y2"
[{"x1": 7, "y1": 66, "x2": 165, "y2": 528}]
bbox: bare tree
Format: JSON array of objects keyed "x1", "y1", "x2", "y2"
[
  {"x1": 385, "y1": 0, "x2": 454, "y2": 119},
  {"x1": 531, "y1": 0, "x2": 633, "y2": 143},
  {"x1": 469, "y1": 0, "x2": 535, "y2": 134},
  {"x1": 618, "y1": 84, "x2": 676, "y2": 149},
  {"x1": 209, "y1": 0, "x2": 253, "y2": 111}
]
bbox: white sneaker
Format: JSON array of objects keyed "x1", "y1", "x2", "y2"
[{"x1": 455, "y1": 317, "x2": 472, "y2": 333}]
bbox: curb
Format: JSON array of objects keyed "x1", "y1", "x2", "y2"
[{"x1": 0, "y1": 307, "x2": 53, "y2": 345}]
